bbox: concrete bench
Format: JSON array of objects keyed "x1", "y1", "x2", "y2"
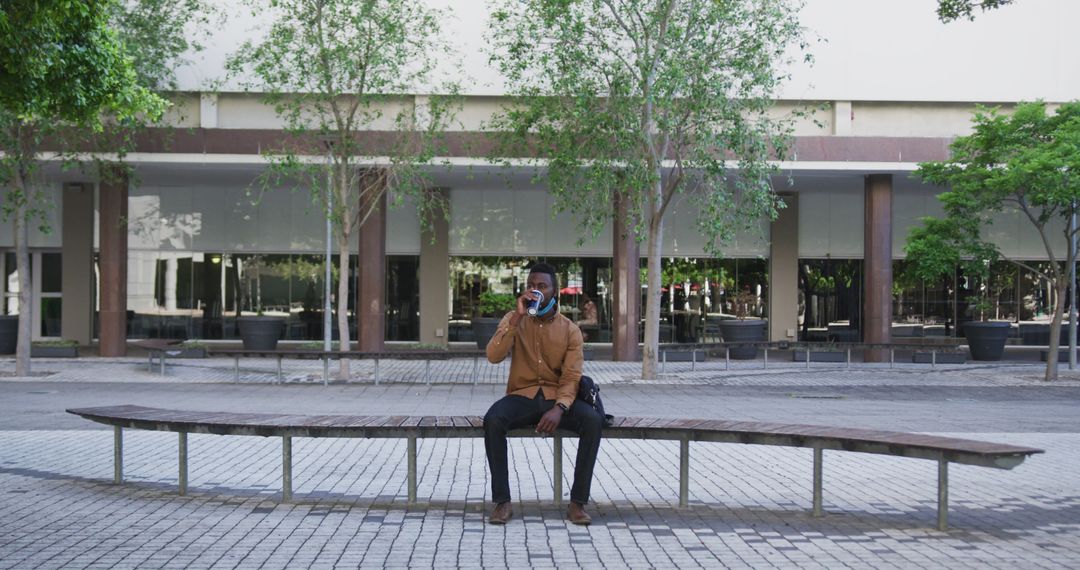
[
  {"x1": 206, "y1": 349, "x2": 487, "y2": 385},
  {"x1": 67, "y1": 405, "x2": 1042, "y2": 530}
]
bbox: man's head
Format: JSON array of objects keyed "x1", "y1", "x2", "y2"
[{"x1": 526, "y1": 262, "x2": 558, "y2": 301}]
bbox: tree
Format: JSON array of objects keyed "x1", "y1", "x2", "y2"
[
  {"x1": 227, "y1": 0, "x2": 459, "y2": 380},
  {"x1": 907, "y1": 101, "x2": 1080, "y2": 381},
  {"x1": 487, "y1": 0, "x2": 809, "y2": 379},
  {"x1": 936, "y1": 0, "x2": 1014, "y2": 22},
  {"x1": 0, "y1": 0, "x2": 166, "y2": 376}
]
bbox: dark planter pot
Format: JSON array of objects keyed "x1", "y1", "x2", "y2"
[
  {"x1": 471, "y1": 317, "x2": 503, "y2": 350},
  {"x1": 237, "y1": 316, "x2": 285, "y2": 351},
  {"x1": 31, "y1": 345, "x2": 78, "y2": 358},
  {"x1": 719, "y1": 320, "x2": 766, "y2": 360},
  {"x1": 791, "y1": 350, "x2": 845, "y2": 362},
  {"x1": 964, "y1": 321, "x2": 1011, "y2": 361},
  {"x1": 0, "y1": 315, "x2": 16, "y2": 355}
]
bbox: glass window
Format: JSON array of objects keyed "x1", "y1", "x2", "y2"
[
  {"x1": 798, "y1": 259, "x2": 862, "y2": 342},
  {"x1": 40, "y1": 298, "x2": 61, "y2": 337},
  {"x1": 41, "y1": 253, "x2": 61, "y2": 293}
]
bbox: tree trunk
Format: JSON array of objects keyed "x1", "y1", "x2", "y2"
[
  {"x1": 641, "y1": 179, "x2": 665, "y2": 380},
  {"x1": 336, "y1": 178, "x2": 352, "y2": 381},
  {"x1": 13, "y1": 170, "x2": 32, "y2": 377},
  {"x1": 1045, "y1": 278, "x2": 1067, "y2": 382}
]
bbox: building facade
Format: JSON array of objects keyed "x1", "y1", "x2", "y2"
[{"x1": 2, "y1": 0, "x2": 1077, "y2": 355}]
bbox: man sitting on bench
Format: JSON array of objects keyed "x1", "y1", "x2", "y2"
[{"x1": 483, "y1": 262, "x2": 603, "y2": 525}]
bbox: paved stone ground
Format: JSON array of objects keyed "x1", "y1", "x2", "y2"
[{"x1": 2, "y1": 356, "x2": 1080, "y2": 568}]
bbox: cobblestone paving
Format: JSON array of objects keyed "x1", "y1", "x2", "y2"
[
  {"x1": 2, "y1": 356, "x2": 1080, "y2": 568},
  {"x1": 0, "y1": 431, "x2": 1076, "y2": 569},
  {"x1": 8, "y1": 355, "x2": 1080, "y2": 388}
]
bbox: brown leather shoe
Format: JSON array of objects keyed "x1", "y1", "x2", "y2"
[
  {"x1": 488, "y1": 502, "x2": 513, "y2": 525},
  {"x1": 567, "y1": 502, "x2": 592, "y2": 525}
]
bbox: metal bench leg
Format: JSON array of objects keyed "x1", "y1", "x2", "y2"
[
  {"x1": 679, "y1": 437, "x2": 689, "y2": 508},
  {"x1": 407, "y1": 436, "x2": 417, "y2": 504},
  {"x1": 282, "y1": 436, "x2": 292, "y2": 502},
  {"x1": 938, "y1": 459, "x2": 949, "y2": 531},
  {"x1": 812, "y1": 447, "x2": 823, "y2": 517},
  {"x1": 553, "y1": 436, "x2": 563, "y2": 507},
  {"x1": 178, "y1": 432, "x2": 188, "y2": 496},
  {"x1": 113, "y1": 426, "x2": 123, "y2": 484}
]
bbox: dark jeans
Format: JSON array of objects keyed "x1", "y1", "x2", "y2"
[{"x1": 484, "y1": 390, "x2": 603, "y2": 505}]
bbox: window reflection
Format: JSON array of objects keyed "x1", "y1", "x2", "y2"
[{"x1": 798, "y1": 259, "x2": 862, "y2": 342}]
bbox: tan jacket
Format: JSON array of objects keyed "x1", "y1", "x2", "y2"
[{"x1": 485, "y1": 310, "x2": 584, "y2": 409}]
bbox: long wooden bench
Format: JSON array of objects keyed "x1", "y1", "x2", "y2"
[{"x1": 67, "y1": 405, "x2": 1042, "y2": 530}]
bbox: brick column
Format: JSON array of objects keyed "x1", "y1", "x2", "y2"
[
  {"x1": 357, "y1": 177, "x2": 387, "y2": 352},
  {"x1": 99, "y1": 169, "x2": 128, "y2": 356},
  {"x1": 864, "y1": 174, "x2": 893, "y2": 361},
  {"x1": 611, "y1": 192, "x2": 640, "y2": 361}
]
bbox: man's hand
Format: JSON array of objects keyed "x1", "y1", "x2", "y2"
[
  {"x1": 536, "y1": 406, "x2": 563, "y2": 434},
  {"x1": 509, "y1": 291, "x2": 534, "y2": 327}
]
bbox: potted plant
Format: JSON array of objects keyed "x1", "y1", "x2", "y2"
[
  {"x1": 719, "y1": 288, "x2": 766, "y2": 359},
  {"x1": 237, "y1": 309, "x2": 285, "y2": 351},
  {"x1": 0, "y1": 315, "x2": 15, "y2": 354},
  {"x1": 471, "y1": 291, "x2": 517, "y2": 349},
  {"x1": 30, "y1": 339, "x2": 79, "y2": 358},
  {"x1": 904, "y1": 218, "x2": 1009, "y2": 361}
]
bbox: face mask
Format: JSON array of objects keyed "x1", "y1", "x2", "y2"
[{"x1": 533, "y1": 297, "x2": 556, "y2": 317}]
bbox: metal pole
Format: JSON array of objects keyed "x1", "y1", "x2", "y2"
[
  {"x1": 277, "y1": 356, "x2": 283, "y2": 384},
  {"x1": 806, "y1": 345, "x2": 811, "y2": 369},
  {"x1": 763, "y1": 347, "x2": 768, "y2": 369},
  {"x1": 234, "y1": 356, "x2": 239, "y2": 383},
  {"x1": 407, "y1": 436, "x2": 417, "y2": 504},
  {"x1": 113, "y1": 426, "x2": 123, "y2": 484},
  {"x1": 661, "y1": 350, "x2": 666, "y2": 375},
  {"x1": 282, "y1": 436, "x2": 292, "y2": 502},
  {"x1": 846, "y1": 348, "x2": 851, "y2": 369},
  {"x1": 178, "y1": 432, "x2": 188, "y2": 496},
  {"x1": 691, "y1": 349, "x2": 696, "y2": 371},
  {"x1": 812, "y1": 447, "x2": 823, "y2": 517},
  {"x1": 938, "y1": 459, "x2": 949, "y2": 531},
  {"x1": 931, "y1": 350, "x2": 937, "y2": 369},
  {"x1": 324, "y1": 145, "x2": 333, "y2": 359},
  {"x1": 890, "y1": 347, "x2": 894, "y2": 369},
  {"x1": 160, "y1": 354, "x2": 166, "y2": 376},
  {"x1": 553, "y1": 436, "x2": 563, "y2": 507},
  {"x1": 322, "y1": 356, "x2": 328, "y2": 387},
  {"x1": 679, "y1": 438, "x2": 689, "y2": 508},
  {"x1": 725, "y1": 347, "x2": 730, "y2": 370},
  {"x1": 374, "y1": 358, "x2": 380, "y2": 386}
]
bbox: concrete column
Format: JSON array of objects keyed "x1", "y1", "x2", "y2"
[
  {"x1": 62, "y1": 183, "x2": 94, "y2": 344},
  {"x1": 419, "y1": 188, "x2": 449, "y2": 346},
  {"x1": 769, "y1": 194, "x2": 799, "y2": 342},
  {"x1": 98, "y1": 169, "x2": 128, "y2": 356},
  {"x1": 864, "y1": 174, "x2": 893, "y2": 361},
  {"x1": 611, "y1": 192, "x2": 640, "y2": 361},
  {"x1": 357, "y1": 176, "x2": 386, "y2": 352}
]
